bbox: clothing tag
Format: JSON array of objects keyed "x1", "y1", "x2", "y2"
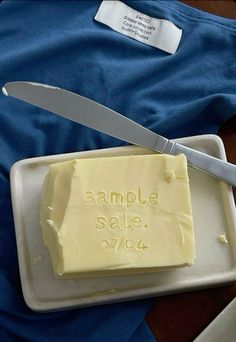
[{"x1": 95, "y1": 1, "x2": 182, "y2": 54}]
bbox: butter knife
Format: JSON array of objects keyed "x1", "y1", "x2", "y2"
[{"x1": 2, "y1": 81, "x2": 236, "y2": 187}]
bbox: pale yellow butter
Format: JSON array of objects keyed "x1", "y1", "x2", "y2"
[
  {"x1": 218, "y1": 232, "x2": 228, "y2": 244},
  {"x1": 40, "y1": 154, "x2": 195, "y2": 278}
]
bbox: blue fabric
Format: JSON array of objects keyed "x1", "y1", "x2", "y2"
[{"x1": 0, "y1": 0, "x2": 236, "y2": 340}]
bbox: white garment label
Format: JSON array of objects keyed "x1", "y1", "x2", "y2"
[{"x1": 94, "y1": 1, "x2": 182, "y2": 54}]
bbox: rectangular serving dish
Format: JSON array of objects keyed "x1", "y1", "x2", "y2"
[
  {"x1": 194, "y1": 297, "x2": 236, "y2": 341},
  {"x1": 10, "y1": 134, "x2": 236, "y2": 311}
]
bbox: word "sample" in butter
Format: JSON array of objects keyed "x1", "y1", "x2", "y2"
[{"x1": 40, "y1": 154, "x2": 195, "y2": 278}]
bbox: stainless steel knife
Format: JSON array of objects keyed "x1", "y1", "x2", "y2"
[{"x1": 2, "y1": 81, "x2": 236, "y2": 187}]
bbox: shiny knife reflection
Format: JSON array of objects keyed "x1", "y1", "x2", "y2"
[{"x1": 2, "y1": 81, "x2": 236, "y2": 187}]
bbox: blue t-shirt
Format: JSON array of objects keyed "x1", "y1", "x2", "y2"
[{"x1": 0, "y1": 1, "x2": 236, "y2": 341}]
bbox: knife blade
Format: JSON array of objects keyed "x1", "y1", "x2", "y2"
[{"x1": 2, "y1": 81, "x2": 236, "y2": 187}]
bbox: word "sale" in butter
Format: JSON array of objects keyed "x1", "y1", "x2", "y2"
[{"x1": 40, "y1": 153, "x2": 195, "y2": 278}]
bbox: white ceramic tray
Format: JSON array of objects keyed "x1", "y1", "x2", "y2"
[
  {"x1": 194, "y1": 297, "x2": 236, "y2": 342},
  {"x1": 10, "y1": 134, "x2": 236, "y2": 311}
]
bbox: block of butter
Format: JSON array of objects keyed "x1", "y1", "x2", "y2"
[{"x1": 40, "y1": 154, "x2": 195, "y2": 278}]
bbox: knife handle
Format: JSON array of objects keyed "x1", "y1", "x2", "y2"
[{"x1": 172, "y1": 143, "x2": 236, "y2": 187}]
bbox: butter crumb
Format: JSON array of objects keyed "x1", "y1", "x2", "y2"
[
  {"x1": 218, "y1": 233, "x2": 228, "y2": 244},
  {"x1": 32, "y1": 255, "x2": 43, "y2": 265},
  {"x1": 46, "y1": 219, "x2": 54, "y2": 226}
]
